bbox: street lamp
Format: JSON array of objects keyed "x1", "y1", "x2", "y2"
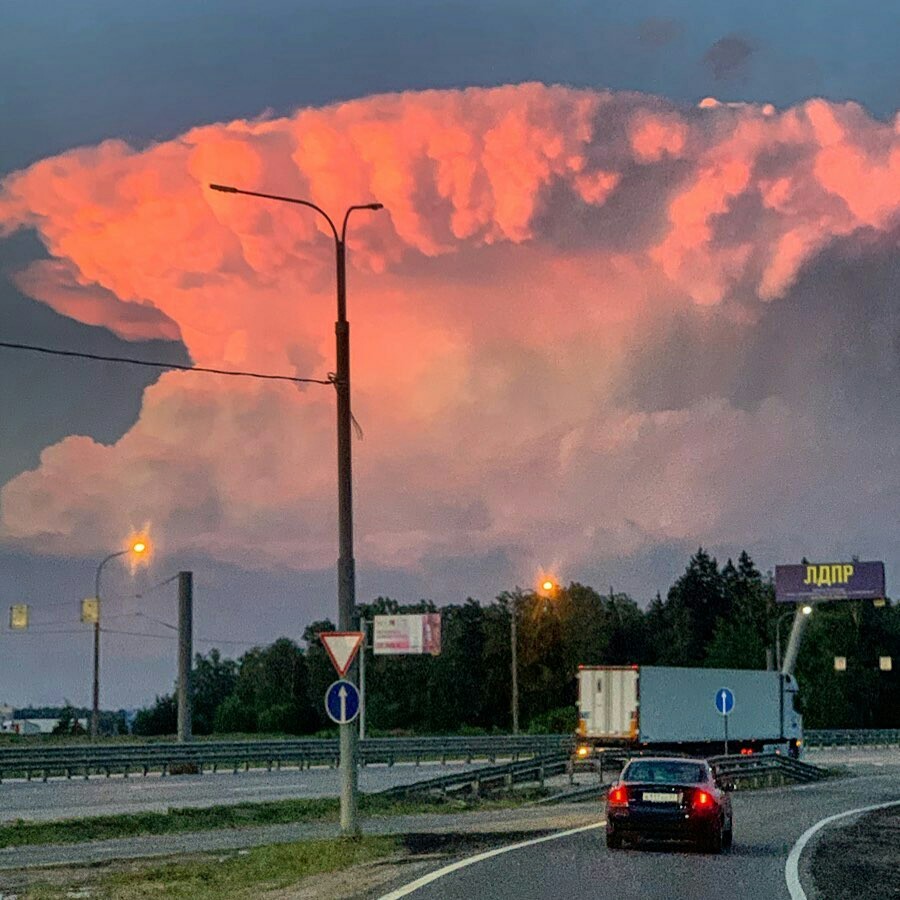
[
  {"x1": 91, "y1": 539, "x2": 147, "y2": 738},
  {"x1": 208, "y1": 183, "x2": 383, "y2": 836},
  {"x1": 510, "y1": 577, "x2": 560, "y2": 735},
  {"x1": 775, "y1": 604, "x2": 812, "y2": 672}
]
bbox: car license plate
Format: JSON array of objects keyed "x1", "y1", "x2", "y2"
[{"x1": 643, "y1": 792, "x2": 680, "y2": 803}]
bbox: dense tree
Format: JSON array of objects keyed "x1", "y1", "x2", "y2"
[
  {"x1": 128, "y1": 549, "x2": 897, "y2": 735},
  {"x1": 133, "y1": 694, "x2": 177, "y2": 736},
  {"x1": 191, "y1": 649, "x2": 237, "y2": 735}
]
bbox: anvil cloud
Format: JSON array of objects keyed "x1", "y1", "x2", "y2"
[{"x1": 1, "y1": 84, "x2": 898, "y2": 579}]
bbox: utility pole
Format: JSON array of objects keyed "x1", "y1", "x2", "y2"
[
  {"x1": 92, "y1": 540, "x2": 147, "y2": 738},
  {"x1": 177, "y1": 571, "x2": 193, "y2": 743},
  {"x1": 510, "y1": 597, "x2": 519, "y2": 735}
]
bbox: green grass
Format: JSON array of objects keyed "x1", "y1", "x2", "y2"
[
  {"x1": 21, "y1": 835, "x2": 401, "y2": 900},
  {"x1": 0, "y1": 788, "x2": 549, "y2": 848}
]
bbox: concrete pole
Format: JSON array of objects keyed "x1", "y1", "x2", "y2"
[
  {"x1": 335, "y1": 235, "x2": 360, "y2": 836},
  {"x1": 177, "y1": 571, "x2": 193, "y2": 742},
  {"x1": 510, "y1": 599, "x2": 519, "y2": 735},
  {"x1": 92, "y1": 550, "x2": 127, "y2": 739}
]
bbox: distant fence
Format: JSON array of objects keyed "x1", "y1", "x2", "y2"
[{"x1": 0, "y1": 729, "x2": 892, "y2": 782}]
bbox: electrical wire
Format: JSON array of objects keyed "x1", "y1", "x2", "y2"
[
  {"x1": 100, "y1": 628, "x2": 177, "y2": 641},
  {"x1": 0, "y1": 341, "x2": 333, "y2": 385}
]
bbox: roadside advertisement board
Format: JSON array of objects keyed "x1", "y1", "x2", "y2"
[
  {"x1": 775, "y1": 561, "x2": 885, "y2": 603},
  {"x1": 373, "y1": 613, "x2": 441, "y2": 655}
]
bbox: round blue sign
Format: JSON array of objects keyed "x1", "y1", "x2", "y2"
[
  {"x1": 325, "y1": 679, "x2": 360, "y2": 725},
  {"x1": 715, "y1": 687, "x2": 735, "y2": 716}
]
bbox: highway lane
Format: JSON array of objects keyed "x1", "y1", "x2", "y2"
[
  {"x1": 0, "y1": 761, "x2": 491, "y2": 822},
  {"x1": 379, "y1": 771, "x2": 900, "y2": 900}
]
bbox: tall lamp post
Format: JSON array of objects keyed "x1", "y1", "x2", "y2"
[
  {"x1": 775, "y1": 603, "x2": 812, "y2": 672},
  {"x1": 92, "y1": 540, "x2": 147, "y2": 738},
  {"x1": 209, "y1": 184, "x2": 383, "y2": 835},
  {"x1": 510, "y1": 579, "x2": 558, "y2": 735}
]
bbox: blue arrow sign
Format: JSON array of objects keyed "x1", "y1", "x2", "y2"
[
  {"x1": 715, "y1": 687, "x2": 735, "y2": 716},
  {"x1": 325, "y1": 679, "x2": 360, "y2": 725}
]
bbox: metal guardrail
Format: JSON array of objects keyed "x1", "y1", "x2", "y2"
[
  {"x1": 803, "y1": 729, "x2": 900, "y2": 749},
  {"x1": 377, "y1": 748, "x2": 829, "y2": 801},
  {"x1": 0, "y1": 735, "x2": 572, "y2": 782},
  {"x1": 378, "y1": 752, "x2": 571, "y2": 798},
  {"x1": 0, "y1": 728, "x2": 892, "y2": 783},
  {"x1": 710, "y1": 752, "x2": 828, "y2": 784}
]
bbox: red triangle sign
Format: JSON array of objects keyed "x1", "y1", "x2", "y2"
[{"x1": 320, "y1": 631, "x2": 364, "y2": 677}]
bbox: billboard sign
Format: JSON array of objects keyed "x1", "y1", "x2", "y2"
[
  {"x1": 373, "y1": 613, "x2": 441, "y2": 655},
  {"x1": 775, "y1": 561, "x2": 885, "y2": 604}
]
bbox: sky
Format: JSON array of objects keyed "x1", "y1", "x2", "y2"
[{"x1": 0, "y1": 1, "x2": 897, "y2": 709}]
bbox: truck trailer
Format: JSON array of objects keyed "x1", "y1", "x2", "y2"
[{"x1": 575, "y1": 665, "x2": 802, "y2": 760}]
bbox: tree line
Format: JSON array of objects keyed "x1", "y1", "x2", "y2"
[{"x1": 133, "y1": 549, "x2": 899, "y2": 736}]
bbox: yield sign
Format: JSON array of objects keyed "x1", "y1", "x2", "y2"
[{"x1": 320, "y1": 631, "x2": 364, "y2": 677}]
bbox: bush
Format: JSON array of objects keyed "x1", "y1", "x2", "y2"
[
  {"x1": 257, "y1": 704, "x2": 299, "y2": 735},
  {"x1": 213, "y1": 695, "x2": 257, "y2": 733}
]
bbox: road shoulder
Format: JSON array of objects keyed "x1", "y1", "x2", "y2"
[{"x1": 808, "y1": 806, "x2": 900, "y2": 900}]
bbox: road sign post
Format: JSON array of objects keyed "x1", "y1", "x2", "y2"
[{"x1": 715, "y1": 687, "x2": 734, "y2": 756}]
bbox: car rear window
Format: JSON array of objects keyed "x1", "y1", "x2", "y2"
[{"x1": 622, "y1": 761, "x2": 705, "y2": 784}]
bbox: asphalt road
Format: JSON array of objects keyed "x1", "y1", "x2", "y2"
[
  {"x1": 378, "y1": 768, "x2": 900, "y2": 900},
  {"x1": 0, "y1": 761, "x2": 490, "y2": 822}
]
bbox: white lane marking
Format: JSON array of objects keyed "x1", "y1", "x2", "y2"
[
  {"x1": 377, "y1": 821, "x2": 605, "y2": 900},
  {"x1": 785, "y1": 799, "x2": 900, "y2": 900}
]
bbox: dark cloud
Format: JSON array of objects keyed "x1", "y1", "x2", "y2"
[{"x1": 704, "y1": 34, "x2": 755, "y2": 81}]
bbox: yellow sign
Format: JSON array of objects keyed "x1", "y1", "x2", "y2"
[
  {"x1": 9, "y1": 604, "x2": 29, "y2": 630},
  {"x1": 81, "y1": 598, "x2": 100, "y2": 624},
  {"x1": 834, "y1": 656, "x2": 847, "y2": 671},
  {"x1": 880, "y1": 656, "x2": 892, "y2": 672}
]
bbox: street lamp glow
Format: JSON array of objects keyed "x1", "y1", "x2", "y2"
[
  {"x1": 801, "y1": 604, "x2": 813, "y2": 615},
  {"x1": 132, "y1": 541, "x2": 147, "y2": 554},
  {"x1": 542, "y1": 580, "x2": 555, "y2": 592}
]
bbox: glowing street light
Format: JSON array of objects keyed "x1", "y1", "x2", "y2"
[
  {"x1": 90, "y1": 538, "x2": 150, "y2": 738},
  {"x1": 510, "y1": 576, "x2": 562, "y2": 734}
]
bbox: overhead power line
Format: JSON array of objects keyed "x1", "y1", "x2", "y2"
[{"x1": 0, "y1": 341, "x2": 333, "y2": 385}]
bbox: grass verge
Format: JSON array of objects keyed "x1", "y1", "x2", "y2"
[
  {"x1": 19, "y1": 835, "x2": 402, "y2": 900},
  {"x1": 0, "y1": 788, "x2": 550, "y2": 849}
]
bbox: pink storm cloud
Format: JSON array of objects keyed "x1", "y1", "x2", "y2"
[{"x1": 0, "y1": 84, "x2": 898, "y2": 575}]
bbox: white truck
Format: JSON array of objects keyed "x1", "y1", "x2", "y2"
[{"x1": 575, "y1": 665, "x2": 802, "y2": 761}]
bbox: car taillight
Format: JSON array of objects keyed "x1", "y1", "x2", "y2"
[
  {"x1": 608, "y1": 786, "x2": 628, "y2": 806},
  {"x1": 692, "y1": 790, "x2": 712, "y2": 810}
]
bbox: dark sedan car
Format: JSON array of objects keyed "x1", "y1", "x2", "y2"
[{"x1": 605, "y1": 757, "x2": 733, "y2": 852}]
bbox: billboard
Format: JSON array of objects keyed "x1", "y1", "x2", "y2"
[
  {"x1": 775, "y1": 561, "x2": 885, "y2": 603},
  {"x1": 373, "y1": 613, "x2": 441, "y2": 655}
]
